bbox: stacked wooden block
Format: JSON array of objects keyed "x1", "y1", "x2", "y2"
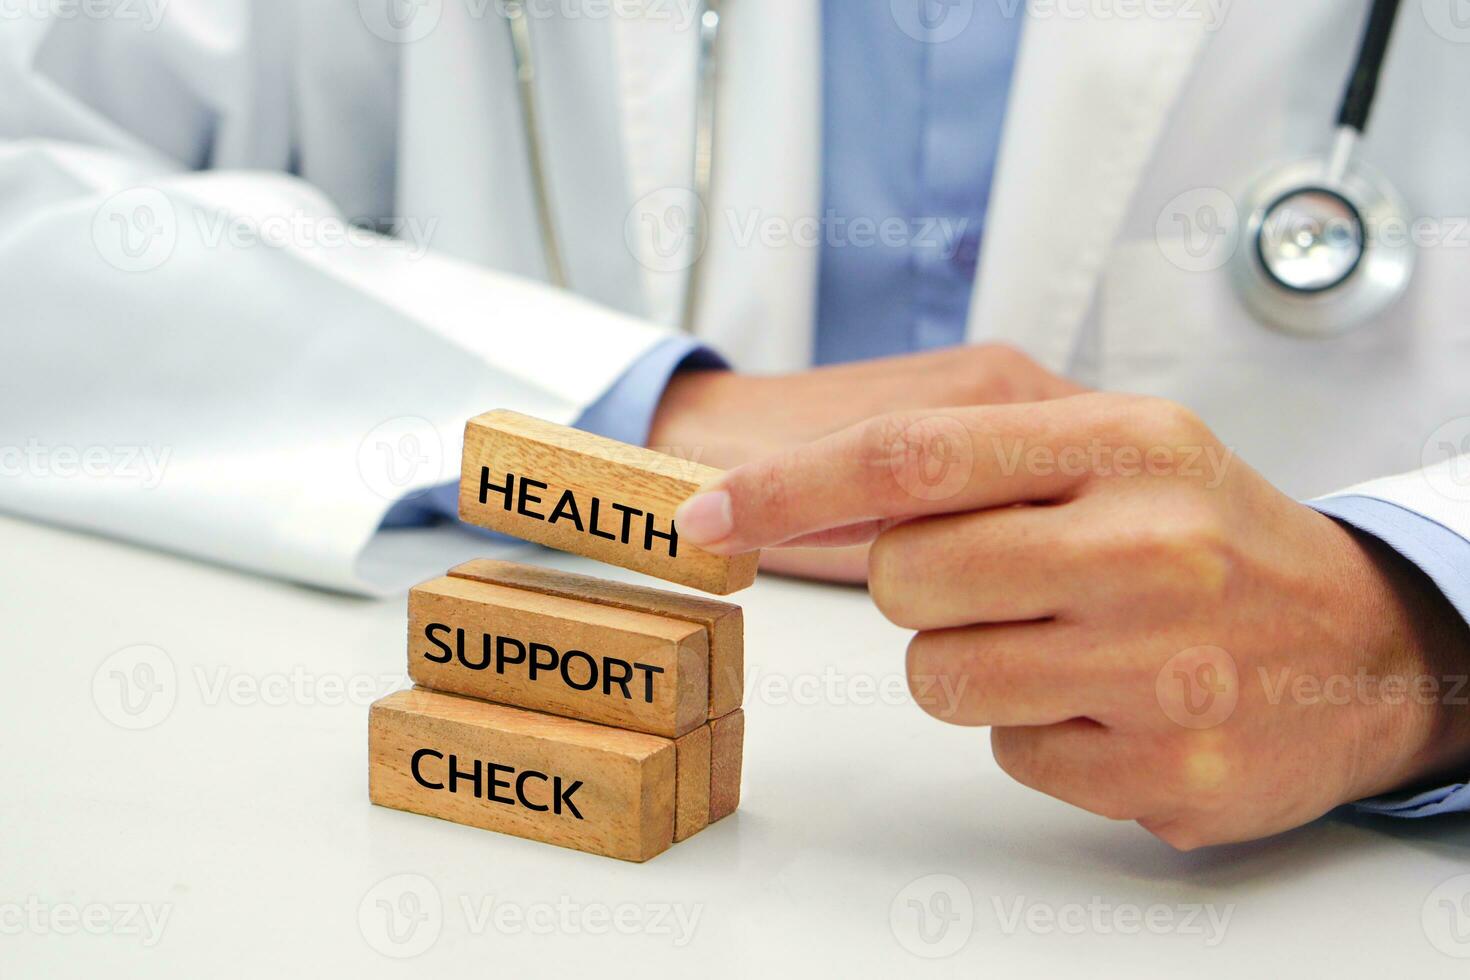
[{"x1": 368, "y1": 411, "x2": 759, "y2": 862}]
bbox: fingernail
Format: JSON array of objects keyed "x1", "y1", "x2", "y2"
[{"x1": 674, "y1": 490, "x2": 734, "y2": 547}]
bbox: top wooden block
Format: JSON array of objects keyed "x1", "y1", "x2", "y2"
[{"x1": 458, "y1": 410, "x2": 759, "y2": 595}]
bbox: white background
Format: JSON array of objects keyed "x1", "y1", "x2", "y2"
[{"x1": 4, "y1": 514, "x2": 1470, "y2": 977}]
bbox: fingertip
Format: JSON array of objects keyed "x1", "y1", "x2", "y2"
[{"x1": 673, "y1": 488, "x2": 735, "y2": 551}]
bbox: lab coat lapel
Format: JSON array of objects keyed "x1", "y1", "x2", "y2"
[
  {"x1": 611, "y1": 0, "x2": 822, "y2": 368},
  {"x1": 610, "y1": 5, "x2": 703, "y2": 328},
  {"x1": 967, "y1": 2, "x2": 1217, "y2": 372}
]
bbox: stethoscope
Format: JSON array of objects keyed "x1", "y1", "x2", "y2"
[
  {"x1": 505, "y1": 0, "x2": 1410, "y2": 340},
  {"x1": 1232, "y1": 0, "x2": 1413, "y2": 338},
  {"x1": 502, "y1": 0, "x2": 724, "y2": 333}
]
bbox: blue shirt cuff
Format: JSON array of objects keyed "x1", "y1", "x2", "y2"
[
  {"x1": 572, "y1": 336, "x2": 726, "y2": 448},
  {"x1": 1310, "y1": 494, "x2": 1470, "y2": 818},
  {"x1": 379, "y1": 337, "x2": 724, "y2": 528}
]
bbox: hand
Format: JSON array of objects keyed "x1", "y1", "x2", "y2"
[
  {"x1": 672, "y1": 393, "x2": 1470, "y2": 849},
  {"x1": 649, "y1": 344, "x2": 1084, "y2": 583}
]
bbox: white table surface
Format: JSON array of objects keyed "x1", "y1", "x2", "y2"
[{"x1": 4, "y1": 513, "x2": 1470, "y2": 978}]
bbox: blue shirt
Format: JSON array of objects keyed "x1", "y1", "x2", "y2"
[
  {"x1": 814, "y1": 0, "x2": 1021, "y2": 364},
  {"x1": 384, "y1": 2, "x2": 1470, "y2": 818}
]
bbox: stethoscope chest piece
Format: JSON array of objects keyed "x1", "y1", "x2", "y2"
[
  {"x1": 1231, "y1": 155, "x2": 1414, "y2": 338},
  {"x1": 1229, "y1": 0, "x2": 1414, "y2": 339}
]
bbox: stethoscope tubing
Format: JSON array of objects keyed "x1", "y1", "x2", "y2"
[
  {"x1": 504, "y1": 0, "x2": 723, "y2": 333},
  {"x1": 508, "y1": 0, "x2": 1409, "y2": 340}
]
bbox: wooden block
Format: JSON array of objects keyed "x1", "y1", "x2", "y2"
[
  {"x1": 408, "y1": 574, "x2": 709, "y2": 738},
  {"x1": 369, "y1": 690, "x2": 744, "y2": 861},
  {"x1": 448, "y1": 558, "x2": 745, "y2": 718},
  {"x1": 709, "y1": 709, "x2": 745, "y2": 822},
  {"x1": 672, "y1": 724, "x2": 712, "y2": 843},
  {"x1": 458, "y1": 410, "x2": 760, "y2": 595},
  {"x1": 670, "y1": 708, "x2": 743, "y2": 841},
  {"x1": 370, "y1": 689, "x2": 676, "y2": 862}
]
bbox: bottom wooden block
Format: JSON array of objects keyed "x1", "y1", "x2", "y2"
[{"x1": 369, "y1": 688, "x2": 742, "y2": 862}]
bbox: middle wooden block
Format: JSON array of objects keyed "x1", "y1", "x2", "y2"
[{"x1": 409, "y1": 573, "x2": 713, "y2": 738}]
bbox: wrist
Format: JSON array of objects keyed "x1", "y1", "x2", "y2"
[
  {"x1": 1332, "y1": 520, "x2": 1470, "y2": 800},
  {"x1": 647, "y1": 368, "x2": 760, "y2": 470}
]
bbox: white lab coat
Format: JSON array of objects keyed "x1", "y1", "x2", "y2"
[{"x1": 1, "y1": 0, "x2": 1467, "y2": 593}]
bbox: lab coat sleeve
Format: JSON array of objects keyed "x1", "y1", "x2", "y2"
[
  {"x1": 1318, "y1": 458, "x2": 1470, "y2": 527},
  {"x1": 0, "y1": 21, "x2": 678, "y2": 595},
  {"x1": 379, "y1": 337, "x2": 725, "y2": 528}
]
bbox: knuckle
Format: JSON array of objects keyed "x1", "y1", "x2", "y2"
[
  {"x1": 981, "y1": 342, "x2": 1034, "y2": 370},
  {"x1": 742, "y1": 460, "x2": 794, "y2": 528},
  {"x1": 1076, "y1": 392, "x2": 1144, "y2": 438},
  {"x1": 858, "y1": 414, "x2": 910, "y2": 472},
  {"x1": 990, "y1": 727, "x2": 1037, "y2": 782},
  {"x1": 992, "y1": 729, "x2": 1136, "y2": 822},
  {"x1": 1084, "y1": 494, "x2": 1234, "y2": 601},
  {"x1": 862, "y1": 412, "x2": 974, "y2": 505},
  {"x1": 974, "y1": 344, "x2": 1036, "y2": 401},
  {"x1": 1143, "y1": 819, "x2": 1210, "y2": 853},
  {"x1": 1092, "y1": 395, "x2": 1208, "y2": 449},
  {"x1": 905, "y1": 633, "x2": 971, "y2": 723},
  {"x1": 1139, "y1": 397, "x2": 1210, "y2": 447},
  {"x1": 992, "y1": 727, "x2": 1064, "y2": 790},
  {"x1": 867, "y1": 529, "x2": 923, "y2": 627},
  {"x1": 1085, "y1": 795, "x2": 1137, "y2": 824},
  {"x1": 1144, "y1": 505, "x2": 1236, "y2": 599}
]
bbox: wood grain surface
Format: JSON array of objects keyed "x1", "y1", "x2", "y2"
[
  {"x1": 447, "y1": 558, "x2": 745, "y2": 718},
  {"x1": 369, "y1": 690, "x2": 744, "y2": 861},
  {"x1": 408, "y1": 574, "x2": 710, "y2": 737},
  {"x1": 458, "y1": 410, "x2": 760, "y2": 595}
]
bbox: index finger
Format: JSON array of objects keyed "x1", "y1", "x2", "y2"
[{"x1": 672, "y1": 399, "x2": 1093, "y2": 555}]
